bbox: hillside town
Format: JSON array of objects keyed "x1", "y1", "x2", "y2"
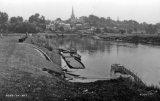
[
  {"x1": 46, "y1": 7, "x2": 92, "y2": 33},
  {"x1": 45, "y1": 7, "x2": 160, "y2": 35}
]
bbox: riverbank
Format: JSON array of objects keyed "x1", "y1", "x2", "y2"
[
  {"x1": 26, "y1": 34, "x2": 160, "y2": 101},
  {"x1": 99, "y1": 33, "x2": 160, "y2": 45},
  {"x1": 37, "y1": 32, "x2": 160, "y2": 45},
  {"x1": 0, "y1": 35, "x2": 159, "y2": 100}
]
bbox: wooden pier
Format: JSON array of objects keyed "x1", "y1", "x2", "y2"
[{"x1": 111, "y1": 64, "x2": 145, "y2": 86}]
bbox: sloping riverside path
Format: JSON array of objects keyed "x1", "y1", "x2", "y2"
[{"x1": 0, "y1": 36, "x2": 67, "y2": 100}]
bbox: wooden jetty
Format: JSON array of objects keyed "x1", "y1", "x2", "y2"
[
  {"x1": 59, "y1": 49, "x2": 85, "y2": 69},
  {"x1": 111, "y1": 64, "x2": 145, "y2": 86}
]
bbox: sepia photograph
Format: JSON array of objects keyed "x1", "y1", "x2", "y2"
[{"x1": 0, "y1": 0, "x2": 160, "y2": 100}]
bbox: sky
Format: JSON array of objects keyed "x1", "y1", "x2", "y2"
[{"x1": 0, "y1": 0, "x2": 160, "y2": 24}]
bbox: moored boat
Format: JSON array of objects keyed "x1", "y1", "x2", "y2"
[
  {"x1": 58, "y1": 48, "x2": 77, "y2": 54},
  {"x1": 58, "y1": 49, "x2": 85, "y2": 69},
  {"x1": 58, "y1": 48, "x2": 81, "y2": 60}
]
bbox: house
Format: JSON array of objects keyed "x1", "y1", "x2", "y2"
[
  {"x1": 58, "y1": 23, "x2": 71, "y2": 31},
  {"x1": 75, "y1": 23, "x2": 83, "y2": 30},
  {"x1": 46, "y1": 24, "x2": 56, "y2": 31},
  {"x1": 63, "y1": 24, "x2": 71, "y2": 31}
]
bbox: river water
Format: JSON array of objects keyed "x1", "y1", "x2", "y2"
[{"x1": 52, "y1": 35, "x2": 160, "y2": 86}]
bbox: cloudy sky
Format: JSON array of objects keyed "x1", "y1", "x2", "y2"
[{"x1": 0, "y1": 0, "x2": 160, "y2": 24}]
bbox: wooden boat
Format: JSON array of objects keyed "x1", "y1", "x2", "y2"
[
  {"x1": 58, "y1": 48, "x2": 81, "y2": 60},
  {"x1": 58, "y1": 48, "x2": 77, "y2": 54},
  {"x1": 59, "y1": 51, "x2": 85, "y2": 69},
  {"x1": 70, "y1": 53, "x2": 81, "y2": 61}
]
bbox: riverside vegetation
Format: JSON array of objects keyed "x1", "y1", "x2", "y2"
[{"x1": 99, "y1": 33, "x2": 160, "y2": 45}]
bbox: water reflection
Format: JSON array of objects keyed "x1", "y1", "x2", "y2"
[{"x1": 50, "y1": 36, "x2": 160, "y2": 86}]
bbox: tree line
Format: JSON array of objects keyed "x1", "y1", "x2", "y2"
[
  {"x1": 0, "y1": 11, "x2": 47, "y2": 33},
  {"x1": 80, "y1": 15, "x2": 160, "y2": 34},
  {"x1": 0, "y1": 11, "x2": 159, "y2": 34}
]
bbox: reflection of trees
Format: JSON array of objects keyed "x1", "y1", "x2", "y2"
[
  {"x1": 105, "y1": 43, "x2": 112, "y2": 54},
  {"x1": 54, "y1": 36, "x2": 112, "y2": 54},
  {"x1": 51, "y1": 36, "x2": 139, "y2": 58}
]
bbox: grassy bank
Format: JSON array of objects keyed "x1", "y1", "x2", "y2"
[{"x1": 0, "y1": 36, "x2": 66, "y2": 100}]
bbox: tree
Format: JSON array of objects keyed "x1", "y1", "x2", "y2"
[
  {"x1": 29, "y1": 13, "x2": 46, "y2": 32},
  {"x1": 59, "y1": 26, "x2": 64, "y2": 36},
  {"x1": 14, "y1": 22, "x2": 37, "y2": 33},
  {"x1": 81, "y1": 16, "x2": 89, "y2": 23},
  {"x1": 29, "y1": 13, "x2": 45, "y2": 24},
  {"x1": 145, "y1": 24, "x2": 157, "y2": 34},
  {"x1": 55, "y1": 18, "x2": 62, "y2": 22},
  {"x1": 9, "y1": 16, "x2": 23, "y2": 32},
  {"x1": 103, "y1": 27, "x2": 108, "y2": 33},
  {"x1": 39, "y1": 16, "x2": 45, "y2": 24},
  {"x1": 95, "y1": 28, "x2": 101, "y2": 33},
  {"x1": 127, "y1": 29, "x2": 133, "y2": 34},
  {"x1": 0, "y1": 12, "x2": 8, "y2": 24},
  {"x1": 119, "y1": 29, "x2": 126, "y2": 34},
  {"x1": 0, "y1": 11, "x2": 8, "y2": 32},
  {"x1": 88, "y1": 15, "x2": 100, "y2": 26},
  {"x1": 45, "y1": 19, "x2": 52, "y2": 25},
  {"x1": 10, "y1": 16, "x2": 23, "y2": 24},
  {"x1": 29, "y1": 13, "x2": 40, "y2": 23},
  {"x1": 59, "y1": 26, "x2": 64, "y2": 32},
  {"x1": 10, "y1": 17, "x2": 17, "y2": 24},
  {"x1": 99, "y1": 17, "x2": 106, "y2": 27}
]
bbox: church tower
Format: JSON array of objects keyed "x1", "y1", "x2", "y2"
[{"x1": 70, "y1": 6, "x2": 76, "y2": 23}]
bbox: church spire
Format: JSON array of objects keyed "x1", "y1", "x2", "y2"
[
  {"x1": 71, "y1": 6, "x2": 75, "y2": 19},
  {"x1": 70, "y1": 6, "x2": 76, "y2": 23}
]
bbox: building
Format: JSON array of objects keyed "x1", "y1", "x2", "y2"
[
  {"x1": 59, "y1": 23, "x2": 71, "y2": 31},
  {"x1": 46, "y1": 24, "x2": 56, "y2": 31}
]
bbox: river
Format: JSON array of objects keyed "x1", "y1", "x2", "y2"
[{"x1": 51, "y1": 35, "x2": 160, "y2": 86}]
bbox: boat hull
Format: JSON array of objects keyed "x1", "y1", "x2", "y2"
[{"x1": 59, "y1": 51, "x2": 85, "y2": 69}]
